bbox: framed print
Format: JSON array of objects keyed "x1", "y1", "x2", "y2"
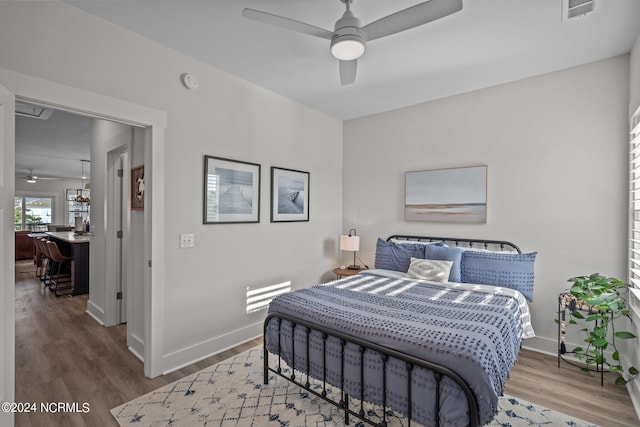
[
  {"x1": 405, "y1": 165, "x2": 487, "y2": 223},
  {"x1": 271, "y1": 167, "x2": 309, "y2": 222},
  {"x1": 131, "y1": 165, "x2": 144, "y2": 210},
  {"x1": 203, "y1": 156, "x2": 261, "y2": 224}
]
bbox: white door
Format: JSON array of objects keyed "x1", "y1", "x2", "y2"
[
  {"x1": 0, "y1": 84, "x2": 16, "y2": 427},
  {"x1": 110, "y1": 150, "x2": 128, "y2": 324}
]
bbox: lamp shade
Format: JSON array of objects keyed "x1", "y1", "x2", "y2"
[{"x1": 339, "y1": 235, "x2": 360, "y2": 252}]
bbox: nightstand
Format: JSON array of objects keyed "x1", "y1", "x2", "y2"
[{"x1": 332, "y1": 266, "x2": 366, "y2": 278}]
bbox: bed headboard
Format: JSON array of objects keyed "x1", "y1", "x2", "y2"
[{"x1": 387, "y1": 235, "x2": 522, "y2": 254}]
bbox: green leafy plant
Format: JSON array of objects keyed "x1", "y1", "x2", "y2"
[{"x1": 561, "y1": 273, "x2": 638, "y2": 385}]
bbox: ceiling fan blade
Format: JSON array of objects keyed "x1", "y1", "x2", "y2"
[
  {"x1": 339, "y1": 60, "x2": 357, "y2": 86},
  {"x1": 242, "y1": 8, "x2": 333, "y2": 40},
  {"x1": 360, "y1": 0, "x2": 463, "y2": 42}
]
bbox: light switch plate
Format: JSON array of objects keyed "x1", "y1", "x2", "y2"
[{"x1": 180, "y1": 233, "x2": 194, "y2": 248}]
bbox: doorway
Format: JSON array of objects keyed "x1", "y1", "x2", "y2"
[{"x1": 0, "y1": 70, "x2": 168, "y2": 402}]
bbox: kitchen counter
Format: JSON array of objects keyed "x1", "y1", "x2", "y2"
[
  {"x1": 45, "y1": 231, "x2": 91, "y2": 244},
  {"x1": 45, "y1": 231, "x2": 90, "y2": 295}
]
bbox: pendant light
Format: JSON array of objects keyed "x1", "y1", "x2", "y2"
[{"x1": 75, "y1": 160, "x2": 90, "y2": 203}]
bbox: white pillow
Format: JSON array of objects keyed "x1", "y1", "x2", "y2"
[{"x1": 406, "y1": 258, "x2": 453, "y2": 283}]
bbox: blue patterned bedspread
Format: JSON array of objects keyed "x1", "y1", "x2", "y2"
[{"x1": 265, "y1": 272, "x2": 525, "y2": 426}]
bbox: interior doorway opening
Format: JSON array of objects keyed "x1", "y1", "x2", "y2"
[{"x1": 2, "y1": 79, "x2": 167, "y2": 424}]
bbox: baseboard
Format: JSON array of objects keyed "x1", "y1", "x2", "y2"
[
  {"x1": 128, "y1": 332, "x2": 144, "y2": 362},
  {"x1": 161, "y1": 321, "x2": 263, "y2": 375},
  {"x1": 626, "y1": 378, "x2": 640, "y2": 424},
  {"x1": 128, "y1": 345, "x2": 144, "y2": 363},
  {"x1": 521, "y1": 335, "x2": 558, "y2": 356},
  {"x1": 85, "y1": 299, "x2": 105, "y2": 325},
  {"x1": 621, "y1": 352, "x2": 640, "y2": 422}
]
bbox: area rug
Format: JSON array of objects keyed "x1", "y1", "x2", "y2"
[{"x1": 111, "y1": 347, "x2": 598, "y2": 427}]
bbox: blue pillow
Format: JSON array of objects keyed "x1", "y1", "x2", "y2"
[
  {"x1": 461, "y1": 251, "x2": 537, "y2": 301},
  {"x1": 374, "y1": 238, "x2": 425, "y2": 272},
  {"x1": 425, "y1": 245, "x2": 463, "y2": 282}
]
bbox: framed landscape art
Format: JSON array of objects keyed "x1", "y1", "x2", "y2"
[
  {"x1": 203, "y1": 156, "x2": 261, "y2": 224},
  {"x1": 405, "y1": 165, "x2": 487, "y2": 223},
  {"x1": 271, "y1": 167, "x2": 309, "y2": 222}
]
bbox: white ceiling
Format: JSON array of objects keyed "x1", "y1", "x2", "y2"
[
  {"x1": 15, "y1": 109, "x2": 91, "y2": 182},
  {"x1": 63, "y1": 0, "x2": 640, "y2": 120}
]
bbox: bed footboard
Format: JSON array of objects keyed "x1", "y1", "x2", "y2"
[{"x1": 263, "y1": 312, "x2": 480, "y2": 427}]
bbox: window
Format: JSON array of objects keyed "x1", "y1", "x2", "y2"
[
  {"x1": 14, "y1": 195, "x2": 53, "y2": 231},
  {"x1": 629, "y1": 106, "x2": 640, "y2": 313},
  {"x1": 66, "y1": 189, "x2": 90, "y2": 226}
]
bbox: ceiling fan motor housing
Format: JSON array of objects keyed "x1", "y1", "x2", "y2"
[{"x1": 330, "y1": 10, "x2": 366, "y2": 60}]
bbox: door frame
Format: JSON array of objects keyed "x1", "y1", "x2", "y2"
[
  {"x1": 0, "y1": 67, "x2": 167, "y2": 378},
  {"x1": 0, "y1": 80, "x2": 15, "y2": 427}
]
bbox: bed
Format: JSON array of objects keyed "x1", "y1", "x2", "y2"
[{"x1": 263, "y1": 235, "x2": 536, "y2": 427}]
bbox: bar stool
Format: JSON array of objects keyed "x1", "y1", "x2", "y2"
[
  {"x1": 45, "y1": 241, "x2": 73, "y2": 296},
  {"x1": 35, "y1": 239, "x2": 51, "y2": 286}
]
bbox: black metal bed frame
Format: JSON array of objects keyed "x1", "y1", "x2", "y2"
[
  {"x1": 263, "y1": 235, "x2": 522, "y2": 427},
  {"x1": 387, "y1": 235, "x2": 522, "y2": 254}
]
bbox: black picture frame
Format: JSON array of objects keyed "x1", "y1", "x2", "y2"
[
  {"x1": 270, "y1": 166, "x2": 310, "y2": 223},
  {"x1": 203, "y1": 156, "x2": 261, "y2": 224}
]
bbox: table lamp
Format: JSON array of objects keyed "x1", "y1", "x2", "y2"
[{"x1": 339, "y1": 229, "x2": 360, "y2": 270}]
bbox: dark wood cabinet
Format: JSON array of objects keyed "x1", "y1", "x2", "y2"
[{"x1": 15, "y1": 231, "x2": 33, "y2": 260}]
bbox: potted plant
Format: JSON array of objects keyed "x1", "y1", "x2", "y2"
[{"x1": 559, "y1": 273, "x2": 638, "y2": 385}]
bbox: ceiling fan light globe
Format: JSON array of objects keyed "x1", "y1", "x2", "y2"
[
  {"x1": 331, "y1": 37, "x2": 365, "y2": 61},
  {"x1": 26, "y1": 178, "x2": 36, "y2": 184}
]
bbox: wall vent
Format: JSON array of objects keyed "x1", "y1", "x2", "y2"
[
  {"x1": 15, "y1": 101, "x2": 54, "y2": 120},
  {"x1": 562, "y1": 0, "x2": 595, "y2": 21}
]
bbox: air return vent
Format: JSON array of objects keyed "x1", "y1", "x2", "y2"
[
  {"x1": 15, "y1": 101, "x2": 54, "y2": 120},
  {"x1": 562, "y1": 0, "x2": 595, "y2": 21}
]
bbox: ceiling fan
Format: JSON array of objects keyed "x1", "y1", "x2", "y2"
[
  {"x1": 19, "y1": 170, "x2": 60, "y2": 184},
  {"x1": 242, "y1": 0, "x2": 463, "y2": 85}
]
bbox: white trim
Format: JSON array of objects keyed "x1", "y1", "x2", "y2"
[
  {"x1": 0, "y1": 66, "x2": 167, "y2": 378},
  {"x1": 0, "y1": 82, "x2": 15, "y2": 427},
  {"x1": 162, "y1": 322, "x2": 263, "y2": 374},
  {"x1": 85, "y1": 300, "x2": 105, "y2": 325},
  {"x1": 128, "y1": 333, "x2": 145, "y2": 362},
  {"x1": 128, "y1": 345, "x2": 145, "y2": 363}
]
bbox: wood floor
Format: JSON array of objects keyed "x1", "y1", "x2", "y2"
[{"x1": 13, "y1": 260, "x2": 640, "y2": 427}]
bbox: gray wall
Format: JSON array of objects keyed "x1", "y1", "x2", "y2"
[
  {"x1": 343, "y1": 55, "x2": 630, "y2": 354},
  {"x1": 0, "y1": 1, "x2": 343, "y2": 372}
]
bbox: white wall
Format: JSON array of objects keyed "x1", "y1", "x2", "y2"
[
  {"x1": 343, "y1": 55, "x2": 630, "y2": 354},
  {"x1": 0, "y1": 1, "x2": 343, "y2": 373},
  {"x1": 128, "y1": 126, "x2": 146, "y2": 358},
  {"x1": 86, "y1": 119, "x2": 131, "y2": 324}
]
